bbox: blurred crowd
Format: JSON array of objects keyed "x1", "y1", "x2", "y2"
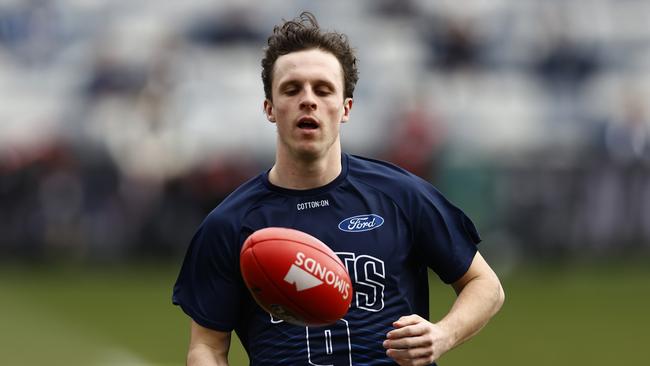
[{"x1": 1, "y1": 0, "x2": 650, "y2": 264}]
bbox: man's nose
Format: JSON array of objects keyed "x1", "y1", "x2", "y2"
[{"x1": 299, "y1": 89, "x2": 317, "y2": 110}]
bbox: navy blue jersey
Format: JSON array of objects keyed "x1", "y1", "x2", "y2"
[{"x1": 173, "y1": 154, "x2": 480, "y2": 365}]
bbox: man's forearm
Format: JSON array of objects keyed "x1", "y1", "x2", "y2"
[
  {"x1": 439, "y1": 270, "x2": 505, "y2": 349},
  {"x1": 187, "y1": 321, "x2": 231, "y2": 366},
  {"x1": 382, "y1": 258, "x2": 504, "y2": 365}
]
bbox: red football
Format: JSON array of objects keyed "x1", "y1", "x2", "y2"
[{"x1": 240, "y1": 227, "x2": 353, "y2": 326}]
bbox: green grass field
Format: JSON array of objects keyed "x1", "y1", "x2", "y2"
[{"x1": 0, "y1": 262, "x2": 647, "y2": 365}]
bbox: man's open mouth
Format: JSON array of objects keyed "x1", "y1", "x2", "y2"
[{"x1": 298, "y1": 118, "x2": 319, "y2": 129}]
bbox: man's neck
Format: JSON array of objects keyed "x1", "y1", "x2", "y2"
[{"x1": 269, "y1": 149, "x2": 342, "y2": 190}]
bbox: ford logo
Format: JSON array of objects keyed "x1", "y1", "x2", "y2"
[{"x1": 338, "y1": 214, "x2": 384, "y2": 232}]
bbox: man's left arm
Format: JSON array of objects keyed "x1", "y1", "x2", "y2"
[{"x1": 383, "y1": 251, "x2": 505, "y2": 366}]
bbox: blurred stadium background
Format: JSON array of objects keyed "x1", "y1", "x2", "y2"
[{"x1": 1, "y1": 0, "x2": 649, "y2": 365}]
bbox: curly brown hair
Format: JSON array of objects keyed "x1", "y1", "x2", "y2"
[{"x1": 261, "y1": 11, "x2": 359, "y2": 101}]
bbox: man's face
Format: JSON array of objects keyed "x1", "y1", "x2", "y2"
[{"x1": 264, "y1": 48, "x2": 352, "y2": 161}]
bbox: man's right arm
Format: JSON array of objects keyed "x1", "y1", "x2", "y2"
[{"x1": 187, "y1": 320, "x2": 231, "y2": 366}]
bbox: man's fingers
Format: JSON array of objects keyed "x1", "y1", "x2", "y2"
[
  {"x1": 383, "y1": 334, "x2": 431, "y2": 350},
  {"x1": 387, "y1": 320, "x2": 428, "y2": 339},
  {"x1": 386, "y1": 347, "x2": 434, "y2": 366},
  {"x1": 393, "y1": 314, "x2": 424, "y2": 328},
  {"x1": 384, "y1": 314, "x2": 446, "y2": 365},
  {"x1": 387, "y1": 314, "x2": 427, "y2": 340}
]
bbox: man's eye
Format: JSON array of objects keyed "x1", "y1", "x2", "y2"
[
  {"x1": 316, "y1": 89, "x2": 331, "y2": 96},
  {"x1": 284, "y1": 89, "x2": 299, "y2": 95}
]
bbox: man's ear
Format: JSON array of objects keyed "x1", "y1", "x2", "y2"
[
  {"x1": 341, "y1": 98, "x2": 353, "y2": 123},
  {"x1": 263, "y1": 99, "x2": 276, "y2": 123}
]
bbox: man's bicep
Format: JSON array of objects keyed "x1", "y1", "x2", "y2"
[
  {"x1": 450, "y1": 251, "x2": 499, "y2": 295},
  {"x1": 188, "y1": 320, "x2": 232, "y2": 366}
]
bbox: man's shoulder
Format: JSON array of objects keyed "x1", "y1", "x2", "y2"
[
  {"x1": 346, "y1": 154, "x2": 447, "y2": 208},
  {"x1": 347, "y1": 154, "x2": 425, "y2": 188}
]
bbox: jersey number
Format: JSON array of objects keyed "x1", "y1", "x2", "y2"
[{"x1": 306, "y1": 319, "x2": 351, "y2": 366}]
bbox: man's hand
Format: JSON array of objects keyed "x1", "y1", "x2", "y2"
[
  {"x1": 383, "y1": 252, "x2": 505, "y2": 365},
  {"x1": 383, "y1": 314, "x2": 453, "y2": 366}
]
